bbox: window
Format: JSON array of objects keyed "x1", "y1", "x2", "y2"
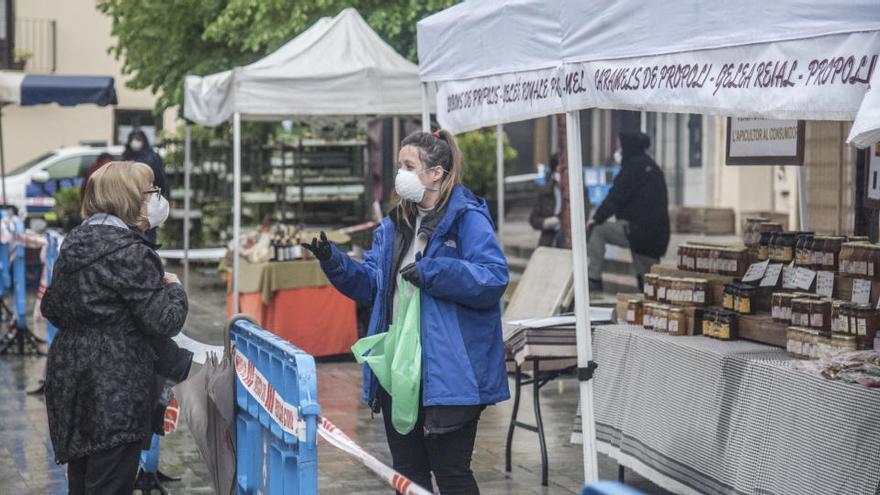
[
  {"x1": 46, "y1": 156, "x2": 83, "y2": 179},
  {"x1": 46, "y1": 154, "x2": 100, "y2": 179},
  {"x1": 115, "y1": 109, "x2": 162, "y2": 146}
]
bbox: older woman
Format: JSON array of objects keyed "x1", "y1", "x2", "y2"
[{"x1": 42, "y1": 161, "x2": 188, "y2": 495}]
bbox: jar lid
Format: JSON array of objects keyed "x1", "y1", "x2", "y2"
[{"x1": 628, "y1": 298, "x2": 642, "y2": 304}]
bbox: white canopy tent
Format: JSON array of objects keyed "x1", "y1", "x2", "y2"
[
  {"x1": 183, "y1": 8, "x2": 431, "y2": 311},
  {"x1": 418, "y1": 0, "x2": 880, "y2": 484}
]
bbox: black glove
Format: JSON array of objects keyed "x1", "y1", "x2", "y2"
[
  {"x1": 301, "y1": 231, "x2": 333, "y2": 261},
  {"x1": 400, "y1": 252, "x2": 423, "y2": 287}
]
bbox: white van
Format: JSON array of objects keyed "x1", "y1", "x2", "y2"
[{"x1": 2, "y1": 146, "x2": 123, "y2": 216}]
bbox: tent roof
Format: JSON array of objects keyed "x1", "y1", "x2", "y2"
[
  {"x1": 0, "y1": 72, "x2": 117, "y2": 107},
  {"x1": 184, "y1": 8, "x2": 428, "y2": 126},
  {"x1": 417, "y1": 0, "x2": 880, "y2": 140},
  {"x1": 418, "y1": 0, "x2": 880, "y2": 83}
]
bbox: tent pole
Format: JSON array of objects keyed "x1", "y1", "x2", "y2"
[
  {"x1": 496, "y1": 124, "x2": 505, "y2": 240},
  {"x1": 421, "y1": 83, "x2": 430, "y2": 132},
  {"x1": 0, "y1": 105, "x2": 6, "y2": 205},
  {"x1": 232, "y1": 113, "x2": 242, "y2": 314},
  {"x1": 566, "y1": 109, "x2": 598, "y2": 484},
  {"x1": 183, "y1": 124, "x2": 192, "y2": 293},
  {"x1": 798, "y1": 165, "x2": 808, "y2": 230}
]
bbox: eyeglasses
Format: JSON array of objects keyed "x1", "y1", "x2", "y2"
[{"x1": 142, "y1": 187, "x2": 162, "y2": 199}]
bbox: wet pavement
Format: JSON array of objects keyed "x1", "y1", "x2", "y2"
[{"x1": 0, "y1": 267, "x2": 671, "y2": 495}]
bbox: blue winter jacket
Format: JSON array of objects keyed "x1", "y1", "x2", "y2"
[{"x1": 320, "y1": 185, "x2": 511, "y2": 407}]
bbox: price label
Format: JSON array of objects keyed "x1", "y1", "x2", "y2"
[
  {"x1": 742, "y1": 259, "x2": 770, "y2": 283},
  {"x1": 815, "y1": 271, "x2": 834, "y2": 298},
  {"x1": 760, "y1": 263, "x2": 783, "y2": 287},
  {"x1": 852, "y1": 278, "x2": 872, "y2": 305},
  {"x1": 782, "y1": 261, "x2": 798, "y2": 289},
  {"x1": 794, "y1": 267, "x2": 816, "y2": 290}
]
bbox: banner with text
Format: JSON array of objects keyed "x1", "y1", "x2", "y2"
[{"x1": 436, "y1": 31, "x2": 880, "y2": 134}]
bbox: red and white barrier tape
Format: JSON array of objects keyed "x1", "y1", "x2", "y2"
[
  {"x1": 234, "y1": 349, "x2": 307, "y2": 442},
  {"x1": 336, "y1": 220, "x2": 379, "y2": 235},
  {"x1": 318, "y1": 416, "x2": 432, "y2": 495},
  {"x1": 234, "y1": 348, "x2": 431, "y2": 495}
]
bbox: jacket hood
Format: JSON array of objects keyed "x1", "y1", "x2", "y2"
[
  {"x1": 620, "y1": 131, "x2": 651, "y2": 163},
  {"x1": 57, "y1": 224, "x2": 153, "y2": 273}
]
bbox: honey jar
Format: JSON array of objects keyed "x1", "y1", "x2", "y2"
[
  {"x1": 626, "y1": 299, "x2": 643, "y2": 325},
  {"x1": 667, "y1": 308, "x2": 687, "y2": 336}
]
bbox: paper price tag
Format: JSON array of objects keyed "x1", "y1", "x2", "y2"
[
  {"x1": 794, "y1": 267, "x2": 816, "y2": 290},
  {"x1": 782, "y1": 261, "x2": 798, "y2": 289},
  {"x1": 760, "y1": 264, "x2": 783, "y2": 287},
  {"x1": 742, "y1": 259, "x2": 770, "y2": 283},
  {"x1": 815, "y1": 271, "x2": 834, "y2": 298},
  {"x1": 852, "y1": 278, "x2": 872, "y2": 305}
]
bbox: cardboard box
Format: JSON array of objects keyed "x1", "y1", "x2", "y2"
[
  {"x1": 740, "y1": 211, "x2": 790, "y2": 232},
  {"x1": 737, "y1": 314, "x2": 787, "y2": 348},
  {"x1": 649, "y1": 265, "x2": 736, "y2": 307},
  {"x1": 671, "y1": 207, "x2": 736, "y2": 235}
]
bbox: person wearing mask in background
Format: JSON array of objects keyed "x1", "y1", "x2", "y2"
[
  {"x1": 529, "y1": 153, "x2": 563, "y2": 247},
  {"x1": 124, "y1": 130, "x2": 167, "y2": 243},
  {"x1": 304, "y1": 130, "x2": 509, "y2": 494},
  {"x1": 42, "y1": 162, "x2": 189, "y2": 495},
  {"x1": 587, "y1": 131, "x2": 670, "y2": 292}
]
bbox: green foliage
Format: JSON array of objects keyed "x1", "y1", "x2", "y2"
[
  {"x1": 457, "y1": 129, "x2": 518, "y2": 198},
  {"x1": 98, "y1": 0, "x2": 458, "y2": 114},
  {"x1": 53, "y1": 187, "x2": 82, "y2": 228}
]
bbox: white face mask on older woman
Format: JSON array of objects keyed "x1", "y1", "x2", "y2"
[{"x1": 145, "y1": 192, "x2": 170, "y2": 228}]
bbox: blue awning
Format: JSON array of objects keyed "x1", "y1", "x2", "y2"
[{"x1": 20, "y1": 74, "x2": 117, "y2": 107}]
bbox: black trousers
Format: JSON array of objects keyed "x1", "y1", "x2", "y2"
[
  {"x1": 67, "y1": 440, "x2": 142, "y2": 495},
  {"x1": 379, "y1": 390, "x2": 480, "y2": 495}
]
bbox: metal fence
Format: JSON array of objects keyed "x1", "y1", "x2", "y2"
[{"x1": 15, "y1": 17, "x2": 55, "y2": 73}]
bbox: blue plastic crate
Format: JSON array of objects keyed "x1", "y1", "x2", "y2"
[
  {"x1": 230, "y1": 318, "x2": 320, "y2": 495},
  {"x1": 581, "y1": 481, "x2": 645, "y2": 495}
]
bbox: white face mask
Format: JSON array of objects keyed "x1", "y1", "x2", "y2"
[
  {"x1": 552, "y1": 172, "x2": 561, "y2": 183},
  {"x1": 395, "y1": 168, "x2": 440, "y2": 203},
  {"x1": 146, "y1": 194, "x2": 169, "y2": 229},
  {"x1": 613, "y1": 149, "x2": 622, "y2": 165},
  {"x1": 130, "y1": 139, "x2": 144, "y2": 152}
]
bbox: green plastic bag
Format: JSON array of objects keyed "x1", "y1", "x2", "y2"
[{"x1": 351, "y1": 276, "x2": 422, "y2": 434}]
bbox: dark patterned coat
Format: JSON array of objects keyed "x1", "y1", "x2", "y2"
[{"x1": 42, "y1": 224, "x2": 188, "y2": 464}]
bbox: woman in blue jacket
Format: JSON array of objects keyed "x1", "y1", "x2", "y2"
[{"x1": 305, "y1": 130, "x2": 509, "y2": 494}]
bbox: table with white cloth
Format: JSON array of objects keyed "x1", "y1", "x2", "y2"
[{"x1": 572, "y1": 324, "x2": 880, "y2": 495}]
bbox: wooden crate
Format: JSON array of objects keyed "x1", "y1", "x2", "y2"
[{"x1": 737, "y1": 313, "x2": 787, "y2": 348}]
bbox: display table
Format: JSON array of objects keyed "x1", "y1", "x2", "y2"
[
  {"x1": 573, "y1": 325, "x2": 880, "y2": 495},
  {"x1": 227, "y1": 260, "x2": 357, "y2": 357}
]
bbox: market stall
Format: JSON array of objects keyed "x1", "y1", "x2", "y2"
[
  {"x1": 226, "y1": 259, "x2": 356, "y2": 357},
  {"x1": 417, "y1": 0, "x2": 880, "y2": 488},
  {"x1": 183, "y1": 8, "x2": 430, "y2": 352}
]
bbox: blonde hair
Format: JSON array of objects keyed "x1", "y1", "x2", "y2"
[
  {"x1": 393, "y1": 129, "x2": 463, "y2": 226},
  {"x1": 81, "y1": 161, "x2": 154, "y2": 230}
]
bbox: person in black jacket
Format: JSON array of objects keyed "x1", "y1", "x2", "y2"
[
  {"x1": 587, "y1": 131, "x2": 670, "y2": 291},
  {"x1": 123, "y1": 130, "x2": 168, "y2": 200},
  {"x1": 42, "y1": 161, "x2": 189, "y2": 495},
  {"x1": 123, "y1": 130, "x2": 167, "y2": 244},
  {"x1": 529, "y1": 153, "x2": 563, "y2": 247}
]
